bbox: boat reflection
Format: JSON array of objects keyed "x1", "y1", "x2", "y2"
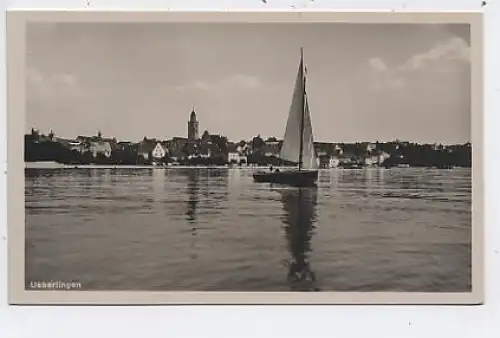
[{"x1": 275, "y1": 184, "x2": 320, "y2": 291}]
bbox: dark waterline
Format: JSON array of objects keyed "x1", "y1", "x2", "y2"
[{"x1": 25, "y1": 167, "x2": 472, "y2": 292}]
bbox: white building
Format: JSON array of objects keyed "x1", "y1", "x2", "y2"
[
  {"x1": 366, "y1": 143, "x2": 377, "y2": 153},
  {"x1": 329, "y1": 157, "x2": 340, "y2": 168},
  {"x1": 236, "y1": 143, "x2": 249, "y2": 155},
  {"x1": 89, "y1": 141, "x2": 112, "y2": 158},
  {"x1": 334, "y1": 144, "x2": 344, "y2": 155},
  {"x1": 378, "y1": 152, "x2": 391, "y2": 165},
  {"x1": 228, "y1": 152, "x2": 247, "y2": 164},
  {"x1": 363, "y1": 156, "x2": 379, "y2": 166},
  {"x1": 152, "y1": 142, "x2": 167, "y2": 160}
]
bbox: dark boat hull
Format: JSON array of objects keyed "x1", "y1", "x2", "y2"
[{"x1": 252, "y1": 169, "x2": 318, "y2": 186}]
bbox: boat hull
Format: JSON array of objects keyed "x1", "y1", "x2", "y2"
[{"x1": 252, "y1": 169, "x2": 318, "y2": 186}]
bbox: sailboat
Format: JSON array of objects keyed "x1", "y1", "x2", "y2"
[{"x1": 253, "y1": 48, "x2": 319, "y2": 186}]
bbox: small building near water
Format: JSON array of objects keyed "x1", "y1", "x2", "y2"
[
  {"x1": 137, "y1": 139, "x2": 168, "y2": 162},
  {"x1": 227, "y1": 142, "x2": 247, "y2": 165},
  {"x1": 89, "y1": 141, "x2": 112, "y2": 158},
  {"x1": 151, "y1": 142, "x2": 167, "y2": 160}
]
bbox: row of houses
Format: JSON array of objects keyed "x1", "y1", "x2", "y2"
[
  {"x1": 43, "y1": 129, "x2": 392, "y2": 167},
  {"x1": 53, "y1": 133, "x2": 227, "y2": 164},
  {"x1": 58, "y1": 135, "x2": 170, "y2": 163},
  {"x1": 58, "y1": 133, "x2": 115, "y2": 159},
  {"x1": 319, "y1": 152, "x2": 391, "y2": 168}
]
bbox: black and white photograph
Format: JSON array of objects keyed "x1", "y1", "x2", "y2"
[{"x1": 7, "y1": 11, "x2": 484, "y2": 304}]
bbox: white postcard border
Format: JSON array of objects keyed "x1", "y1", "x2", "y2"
[{"x1": 7, "y1": 10, "x2": 484, "y2": 305}]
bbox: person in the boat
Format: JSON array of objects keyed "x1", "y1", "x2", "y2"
[
  {"x1": 275, "y1": 168, "x2": 280, "y2": 173},
  {"x1": 269, "y1": 165, "x2": 273, "y2": 172}
]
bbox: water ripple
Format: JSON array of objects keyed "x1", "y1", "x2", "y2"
[{"x1": 25, "y1": 167, "x2": 471, "y2": 292}]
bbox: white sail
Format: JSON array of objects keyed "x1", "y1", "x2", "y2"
[
  {"x1": 301, "y1": 95, "x2": 318, "y2": 170},
  {"x1": 279, "y1": 51, "x2": 318, "y2": 170}
]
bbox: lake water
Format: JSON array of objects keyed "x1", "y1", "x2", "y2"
[{"x1": 25, "y1": 167, "x2": 472, "y2": 292}]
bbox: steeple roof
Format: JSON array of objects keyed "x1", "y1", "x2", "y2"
[{"x1": 189, "y1": 107, "x2": 197, "y2": 121}]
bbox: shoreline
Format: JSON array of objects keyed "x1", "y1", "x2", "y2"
[
  {"x1": 24, "y1": 162, "x2": 288, "y2": 170},
  {"x1": 24, "y1": 162, "x2": 470, "y2": 170}
]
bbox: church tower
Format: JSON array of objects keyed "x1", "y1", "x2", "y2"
[{"x1": 188, "y1": 108, "x2": 199, "y2": 141}]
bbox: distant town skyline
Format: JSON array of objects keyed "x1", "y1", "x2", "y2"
[{"x1": 26, "y1": 22, "x2": 471, "y2": 144}]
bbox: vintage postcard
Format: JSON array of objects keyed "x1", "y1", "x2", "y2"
[{"x1": 7, "y1": 10, "x2": 483, "y2": 305}]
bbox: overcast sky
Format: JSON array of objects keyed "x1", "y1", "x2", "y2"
[{"x1": 26, "y1": 22, "x2": 471, "y2": 144}]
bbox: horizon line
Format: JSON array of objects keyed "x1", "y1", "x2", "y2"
[{"x1": 25, "y1": 128, "x2": 471, "y2": 146}]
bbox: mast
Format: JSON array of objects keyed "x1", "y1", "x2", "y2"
[
  {"x1": 279, "y1": 46, "x2": 316, "y2": 170},
  {"x1": 298, "y1": 47, "x2": 306, "y2": 171}
]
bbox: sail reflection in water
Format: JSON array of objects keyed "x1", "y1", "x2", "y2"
[{"x1": 277, "y1": 185, "x2": 320, "y2": 291}]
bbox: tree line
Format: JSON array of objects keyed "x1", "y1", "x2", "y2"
[{"x1": 24, "y1": 131, "x2": 471, "y2": 168}]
